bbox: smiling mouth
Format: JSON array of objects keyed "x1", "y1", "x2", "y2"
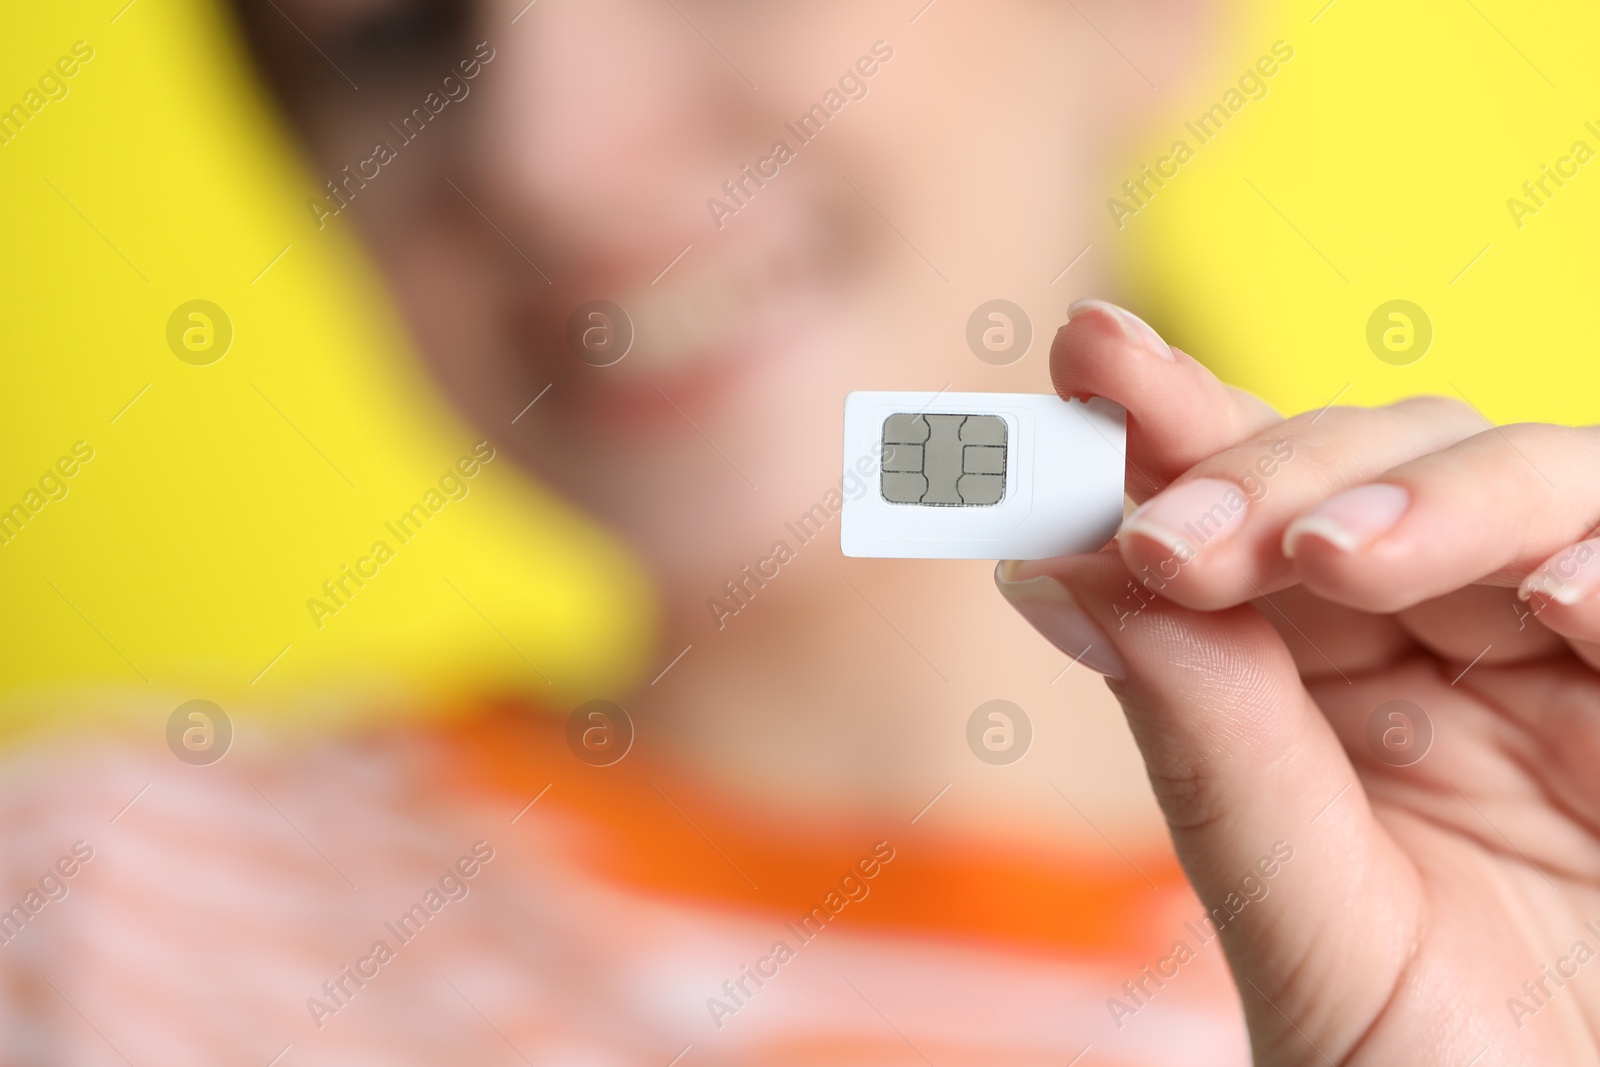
[{"x1": 514, "y1": 199, "x2": 857, "y2": 431}]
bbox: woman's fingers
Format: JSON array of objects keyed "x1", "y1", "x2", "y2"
[
  {"x1": 1114, "y1": 398, "x2": 1490, "y2": 611},
  {"x1": 1057, "y1": 305, "x2": 1600, "y2": 628},
  {"x1": 1396, "y1": 584, "x2": 1567, "y2": 666},
  {"x1": 1512, "y1": 537, "x2": 1600, "y2": 654},
  {"x1": 1052, "y1": 301, "x2": 1280, "y2": 499},
  {"x1": 995, "y1": 552, "x2": 1422, "y2": 1058},
  {"x1": 1286, "y1": 424, "x2": 1600, "y2": 614}
]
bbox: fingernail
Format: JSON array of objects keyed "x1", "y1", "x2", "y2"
[
  {"x1": 1119, "y1": 478, "x2": 1248, "y2": 557},
  {"x1": 1283, "y1": 484, "x2": 1410, "y2": 558},
  {"x1": 995, "y1": 562, "x2": 1127, "y2": 679},
  {"x1": 1067, "y1": 299, "x2": 1175, "y2": 361},
  {"x1": 1520, "y1": 537, "x2": 1600, "y2": 605}
]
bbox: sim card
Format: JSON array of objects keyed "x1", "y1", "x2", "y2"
[{"x1": 840, "y1": 391, "x2": 1126, "y2": 560}]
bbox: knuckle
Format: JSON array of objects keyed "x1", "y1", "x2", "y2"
[
  {"x1": 1387, "y1": 394, "x2": 1484, "y2": 429},
  {"x1": 1283, "y1": 404, "x2": 1358, "y2": 433},
  {"x1": 1222, "y1": 384, "x2": 1281, "y2": 424}
]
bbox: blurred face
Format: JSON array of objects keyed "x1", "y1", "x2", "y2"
[{"x1": 236, "y1": 0, "x2": 1204, "y2": 607}]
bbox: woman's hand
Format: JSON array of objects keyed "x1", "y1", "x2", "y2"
[{"x1": 997, "y1": 301, "x2": 1600, "y2": 1065}]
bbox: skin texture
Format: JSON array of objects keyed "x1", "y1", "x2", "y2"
[
  {"x1": 230, "y1": 0, "x2": 1212, "y2": 826},
  {"x1": 230, "y1": 2, "x2": 1600, "y2": 1054},
  {"x1": 1001, "y1": 303, "x2": 1600, "y2": 1064}
]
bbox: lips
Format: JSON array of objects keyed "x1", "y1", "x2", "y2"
[{"x1": 505, "y1": 183, "x2": 859, "y2": 435}]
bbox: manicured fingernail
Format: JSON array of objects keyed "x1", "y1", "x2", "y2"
[
  {"x1": 995, "y1": 563, "x2": 1127, "y2": 679},
  {"x1": 1283, "y1": 484, "x2": 1410, "y2": 558},
  {"x1": 1520, "y1": 537, "x2": 1600, "y2": 604},
  {"x1": 1067, "y1": 299, "x2": 1175, "y2": 361},
  {"x1": 1119, "y1": 478, "x2": 1247, "y2": 558}
]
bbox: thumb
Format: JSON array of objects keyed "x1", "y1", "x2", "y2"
[
  {"x1": 1052, "y1": 301, "x2": 1281, "y2": 498},
  {"x1": 996, "y1": 552, "x2": 1422, "y2": 1059}
]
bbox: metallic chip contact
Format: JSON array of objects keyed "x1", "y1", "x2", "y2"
[{"x1": 880, "y1": 413, "x2": 1007, "y2": 507}]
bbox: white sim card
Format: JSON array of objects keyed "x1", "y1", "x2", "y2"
[{"x1": 840, "y1": 391, "x2": 1126, "y2": 560}]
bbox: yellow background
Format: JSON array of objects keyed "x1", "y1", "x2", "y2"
[
  {"x1": 0, "y1": 0, "x2": 654, "y2": 735},
  {"x1": 3, "y1": 0, "x2": 1594, "y2": 733},
  {"x1": 1126, "y1": 0, "x2": 1600, "y2": 424}
]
